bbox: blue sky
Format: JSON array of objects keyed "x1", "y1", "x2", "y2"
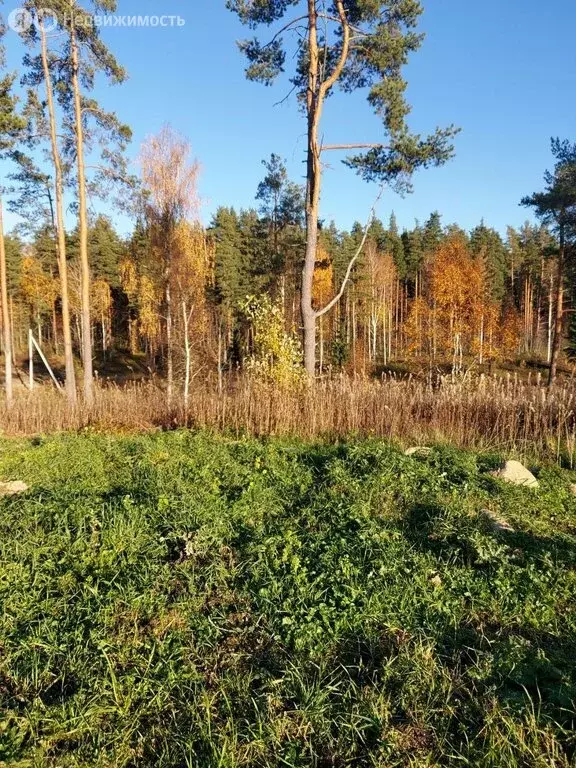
[{"x1": 2, "y1": 0, "x2": 576, "y2": 237}]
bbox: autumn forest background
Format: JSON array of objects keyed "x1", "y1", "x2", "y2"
[{"x1": 0, "y1": 0, "x2": 575, "y2": 451}]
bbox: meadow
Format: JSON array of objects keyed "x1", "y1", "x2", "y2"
[{"x1": 0, "y1": 429, "x2": 575, "y2": 766}]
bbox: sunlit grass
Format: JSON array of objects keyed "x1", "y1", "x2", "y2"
[{"x1": 0, "y1": 431, "x2": 574, "y2": 765}]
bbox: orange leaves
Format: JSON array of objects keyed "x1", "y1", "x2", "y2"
[
  {"x1": 404, "y1": 233, "x2": 516, "y2": 364},
  {"x1": 312, "y1": 245, "x2": 334, "y2": 310},
  {"x1": 430, "y1": 234, "x2": 482, "y2": 324}
]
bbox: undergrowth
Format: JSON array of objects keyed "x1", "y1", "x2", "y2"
[{"x1": 0, "y1": 431, "x2": 575, "y2": 766}]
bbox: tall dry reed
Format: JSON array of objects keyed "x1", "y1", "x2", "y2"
[{"x1": 1, "y1": 373, "x2": 575, "y2": 461}]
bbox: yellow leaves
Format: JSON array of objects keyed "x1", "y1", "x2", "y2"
[
  {"x1": 119, "y1": 258, "x2": 137, "y2": 301},
  {"x1": 20, "y1": 256, "x2": 58, "y2": 313},
  {"x1": 172, "y1": 222, "x2": 209, "y2": 302},
  {"x1": 92, "y1": 279, "x2": 112, "y2": 319},
  {"x1": 172, "y1": 222, "x2": 213, "y2": 339},
  {"x1": 312, "y1": 245, "x2": 333, "y2": 310},
  {"x1": 139, "y1": 125, "x2": 201, "y2": 224},
  {"x1": 139, "y1": 275, "x2": 162, "y2": 347},
  {"x1": 241, "y1": 295, "x2": 304, "y2": 388}
]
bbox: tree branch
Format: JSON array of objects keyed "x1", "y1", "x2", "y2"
[
  {"x1": 262, "y1": 11, "x2": 367, "y2": 50},
  {"x1": 319, "y1": 0, "x2": 350, "y2": 96},
  {"x1": 263, "y1": 15, "x2": 309, "y2": 48},
  {"x1": 315, "y1": 185, "x2": 384, "y2": 319},
  {"x1": 321, "y1": 143, "x2": 387, "y2": 152}
]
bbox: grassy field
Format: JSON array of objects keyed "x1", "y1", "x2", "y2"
[{"x1": 0, "y1": 431, "x2": 575, "y2": 766}]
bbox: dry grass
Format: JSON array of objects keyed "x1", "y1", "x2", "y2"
[{"x1": 2, "y1": 372, "x2": 576, "y2": 461}]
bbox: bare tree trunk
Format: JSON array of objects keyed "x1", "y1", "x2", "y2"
[
  {"x1": 217, "y1": 320, "x2": 223, "y2": 395},
  {"x1": 548, "y1": 231, "x2": 565, "y2": 386},
  {"x1": 301, "y1": 2, "x2": 321, "y2": 375},
  {"x1": 52, "y1": 304, "x2": 59, "y2": 354},
  {"x1": 40, "y1": 19, "x2": 76, "y2": 403},
  {"x1": 70, "y1": 24, "x2": 93, "y2": 405},
  {"x1": 166, "y1": 280, "x2": 173, "y2": 403},
  {"x1": 302, "y1": 0, "x2": 351, "y2": 375},
  {"x1": 0, "y1": 197, "x2": 13, "y2": 405},
  {"x1": 10, "y1": 297, "x2": 15, "y2": 360},
  {"x1": 182, "y1": 300, "x2": 190, "y2": 408},
  {"x1": 101, "y1": 314, "x2": 106, "y2": 354},
  {"x1": 547, "y1": 275, "x2": 553, "y2": 364}
]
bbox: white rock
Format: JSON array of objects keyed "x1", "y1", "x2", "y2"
[
  {"x1": 0, "y1": 480, "x2": 29, "y2": 496},
  {"x1": 405, "y1": 447, "x2": 432, "y2": 457},
  {"x1": 490, "y1": 460, "x2": 539, "y2": 489},
  {"x1": 480, "y1": 508, "x2": 515, "y2": 533},
  {"x1": 569, "y1": 483, "x2": 576, "y2": 496}
]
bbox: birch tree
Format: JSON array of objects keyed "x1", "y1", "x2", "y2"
[{"x1": 139, "y1": 126, "x2": 200, "y2": 403}]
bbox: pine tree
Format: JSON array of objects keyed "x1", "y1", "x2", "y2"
[
  {"x1": 0, "y1": 48, "x2": 26, "y2": 404},
  {"x1": 228, "y1": 0, "x2": 458, "y2": 374},
  {"x1": 88, "y1": 215, "x2": 123, "y2": 287},
  {"x1": 470, "y1": 222, "x2": 508, "y2": 302},
  {"x1": 522, "y1": 139, "x2": 576, "y2": 384},
  {"x1": 41, "y1": 0, "x2": 132, "y2": 404},
  {"x1": 18, "y1": 5, "x2": 77, "y2": 401}
]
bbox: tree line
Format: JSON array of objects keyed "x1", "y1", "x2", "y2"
[
  {"x1": 1, "y1": 1, "x2": 575, "y2": 407},
  {"x1": 2, "y1": 147, "x2": 574, "y2": 383}
]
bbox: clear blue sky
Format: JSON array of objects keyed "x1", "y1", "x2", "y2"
[{"x1": 3, "y1": 0, "x2": 576, "y2": 236}]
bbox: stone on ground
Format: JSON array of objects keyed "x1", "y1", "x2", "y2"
[
  {"x1": 480, "y1": 508, "x2": 515, "y2": 533},
  {"x1": 489, "y1": 460, "x2": 539, "y2": 488},
  {"x1": 405, "y1": 447, "x2": 432, "y2": 457},
  {"x1": 0, "y1": 480, "x2": 29, "y2": 496}
]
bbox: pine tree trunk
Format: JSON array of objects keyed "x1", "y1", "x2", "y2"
[
  {"x1": 40, "y1": 19, "x2": 76, "y2": 403},
  {"x1": 0, "y1": 197, "x2": 13, "y2": 406},
  {"x1": 548, "y1": 232, "x2": 565, "y2": 386},
  {"x1": 70, "y1": 25, "x2": 93, "y2": 405},
  {"x1": 547, "y1": 276, "x2": 553, "y2": 364},
  {"x1": 302, "y1": 0, "x2": 350, "y2": 375},
  {"x1": 301, "y1": 1, "x2": 320, "y2": 376}
]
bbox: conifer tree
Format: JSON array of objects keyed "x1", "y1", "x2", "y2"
[
  {"x1": 228, "y1": 0, "x2": 458, "y2": 374},
  {"x1": 522, "y1": 139, "x2": 576, "y2": 384},
  {"x1": 17, "y1": 7, "x2": 77, "y2": 401},
  {"x1": 0, "y1": 32, "x2": 26, "y2": 404},
  {"x1": 25, "y1": 0, "x2": 132, "y2": 403}
]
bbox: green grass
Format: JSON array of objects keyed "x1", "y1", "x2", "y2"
[{"x1": 0, "y1": 431, "x2": 575, "y2": 767}]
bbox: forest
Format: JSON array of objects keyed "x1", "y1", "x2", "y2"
[{"x1": 0, "y1": 1, "x2": 574, "y2": 428}]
